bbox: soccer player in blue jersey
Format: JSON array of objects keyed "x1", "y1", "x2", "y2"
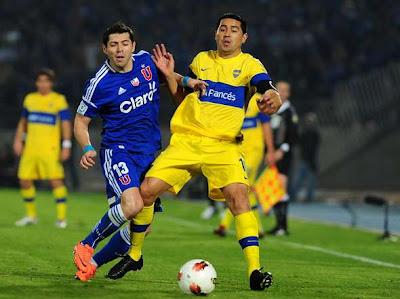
[{"x1": 73, "y1": 22, "x2": 206, "y2": 281}]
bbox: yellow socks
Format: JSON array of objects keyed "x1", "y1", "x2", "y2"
[
  {"x1": 220, "y1": 208, "x2": 234, "y2": 230},
  {"x1": 234, "y1": 211, "x2": 260, "y2": 277},
  {"x1": 21, "y1": 186, "x2": 37, "y2": 219},
  {"x1": 53, "y1": 186, "x2": 67, "y2": 221},
  {"x1": 129, "y1": 203, "x2": 154, "y2": 261}
]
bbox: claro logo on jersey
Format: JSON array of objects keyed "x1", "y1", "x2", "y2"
[
  {"x1": 120, "y1": 82, "x2": 157, "y2": 113},
  {"x1": 207, "y1": 88, "x2": 237, "y2": 101}
]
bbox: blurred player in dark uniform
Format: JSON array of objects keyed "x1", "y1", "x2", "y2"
[{"x1": 268, "y1": 81, "x2": 298, "y2": 235}]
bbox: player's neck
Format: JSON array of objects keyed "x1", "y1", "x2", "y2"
[
  {"x1": 217, "y1": 49, "x2": 242, "y2": 59},
  {"x1": 109, "y1": 59, "x2": 133, "y2": 73},
  {"x1": 38, "y1": 90, "x2": 52, "y2": 96}
]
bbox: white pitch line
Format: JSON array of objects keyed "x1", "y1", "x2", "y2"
[{"x1": 161, "y1": 215, "x2": 400, "y2": 270}]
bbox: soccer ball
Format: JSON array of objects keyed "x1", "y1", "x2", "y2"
[{"x1": 177, "y1": 259, "x2": 217, "y2": 296}]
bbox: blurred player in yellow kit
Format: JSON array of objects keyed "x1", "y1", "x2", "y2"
[
  {"x1": 214, "y1": 93, "x2": 275, "y2": 238},
  {"x1": 13, "y1": 69, "x2": 72, "y2": 228}
]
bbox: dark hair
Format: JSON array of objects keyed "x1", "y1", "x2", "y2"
[
  {"x1": 102, "y1": 22, "x2": 134, "y2": 45},
  {"x1": 36, "y1": 68, "x2": 55, "y2": 81},
  {"x1": 216, "y1": 13, "x2": 247, "y2": 34}
]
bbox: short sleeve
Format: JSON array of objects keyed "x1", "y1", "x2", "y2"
[
  {"x1": 258, "y1": 112, "x2": 270, "y2": 124},
  {"x1": 247, "y1": 58, "x2": 271, "y2": 86},
  {"x1": 58, "y1": 95, "x2": 71, "y2": 121},
  {"x1": 21, "y1": 95, "x2": 29, "y2": 118},
  {"x1": 77, "y1": 78, "x2": 105, "y2": 118},
  {"x1": 188, "y1": 53, "x2": 202, "y2": 79}
]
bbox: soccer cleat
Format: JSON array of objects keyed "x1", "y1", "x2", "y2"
[
  {"x1": 201, "y1": 206, "x2": 216, "y2": 220},
  {"x1": 15, "y1": 216, "x2": 38, "y2": 227},
  {"x1": 55, "y1": 220, "x2": 67, "y2": 229},
  {"x1": 213, "y1": 225, "x2": 227, "y2": 237},
  {"x1": 73, "y1": 242, "x2": 94, "y2": 272},
  {"x1": 75, "y1": 262, "x2": 97, "y2": 282},
  {"x1": 250, "y1": 269, "x2": 273, "y2": 290},
  {"x1": 154, "y1": 197, "x2": 163, "y2": 213},
  {"x1": 267, "y1": 226, "x2": 289, "y2": 236},
  {"x1": 106, "y1": 255, "x2": 143, "y2": 280}
]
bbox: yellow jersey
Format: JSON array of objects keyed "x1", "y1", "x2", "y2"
[
  {"x1": 21, "y1": 91, "x2": 70, "y2": 155},
  {"x1": 171, "y1": 50, "x2": 271, "y2": 141},
  {"x1": 241, "y1": 95, "x2": 271, "y2": 152}
]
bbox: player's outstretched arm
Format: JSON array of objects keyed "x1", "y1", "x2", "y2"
[
  {"x1": 74, "y1": 114, "x2": 96, "y2": 170},
  {"x1": 257, "y1": 89, "x2": 282, "y2": 115},
  {"x1": 152, "y1": 44, "x2": 208, "y2": 105},
  {"x1": 13, "y1": 117, "x2": 27, "y2": 157}
]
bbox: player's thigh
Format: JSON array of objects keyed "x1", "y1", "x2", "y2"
[
  {"x1": 100, "y1": 148, "x2": 140, "y2": 200},
  {"x1": 201, "y1": 144, "x2": 249, "y2": 200},
  {"x1": 18, "y1": 154, "x2": 39, "y2": 180},
  {"x1": 140, "y1": 176, "x2": 172, "y2": 206},
  {"x1": 146, "y1": 136, "x2": 200, "y2": 196}
]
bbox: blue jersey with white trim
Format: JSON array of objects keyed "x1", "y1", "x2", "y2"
[{"x1": 77, "y1": 50, "x2": 161, "y2": 154}]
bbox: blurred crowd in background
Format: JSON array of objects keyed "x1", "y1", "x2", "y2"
[{"x1": 0, "y1": 0, "x2": 399, "y2": 128}]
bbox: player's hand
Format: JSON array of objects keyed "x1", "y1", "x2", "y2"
[
  {"x1": 80, "y1": 150, "x2": 97, "y2": 170},
  {"x1": 274, "y1": 149, "x2": 284, "y2": 162},
  {"x1": 151, "y1": 43, "x2": 174, "y2": 77},
  {"x1": 257, "y1": 89, "x2": 282, "y2": 115},
  {"x1": 188, "y1": 78, "x2": 208, "y2": 96},
  {"x1": 265, "y1": 151, "x2": 276, "y2": 166},
  {"x1": 60, "y1": 148, "x2": 71, "y2": 162},
  {"x1": 13, "y1": 140, "x2": 23, "y2": 157}
]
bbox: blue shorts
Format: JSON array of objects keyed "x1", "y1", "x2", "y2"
[{"x1": 100, "y1": 146, "x2": 155, "y2": 207}]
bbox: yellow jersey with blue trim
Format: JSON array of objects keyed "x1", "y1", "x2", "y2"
[
  {"x1": 170, "y1": 50, "x2": 271, "y2": 141},
  {"x1": 241, "y1": 95, "x2": 271, "y2": 152},
  {"x1": 21, "y1": 91, "x2": 71, "y2": 155}
]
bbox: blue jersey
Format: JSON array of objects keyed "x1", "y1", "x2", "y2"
[{"x1": 77, "y1": 50, "x2": 161, "y2": 154}]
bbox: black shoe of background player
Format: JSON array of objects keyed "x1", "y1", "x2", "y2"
[
  {"x1": 250, "y1": 269, "x2": 273, "y2": 290},
  {"x1": 267, "y1": 226, "x2": 289, "y2": 236},
  {"x1": 106, "y1": 255, "x2": 143, "y2": 280},
  {"x1": 154, "y1": 197, "x2": 163, "y2": 213},
  {"x1": 213, "y1": 225, "x2": 227, "y2": 237}
]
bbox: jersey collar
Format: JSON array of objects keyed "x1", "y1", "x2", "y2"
[{"x1": 105, "y1": 55, "x2": 135, "y2": 73}]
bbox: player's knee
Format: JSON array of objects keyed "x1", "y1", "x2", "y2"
[
  {"x1": 121, "y1": 194, "x2": 144, "y2": 219},
  {"x1": 140, "y1": 180, "x2": 158, "y2": 206},
  {"x1": 225, "y1": 186, "x2": 250, "y2": 215}
]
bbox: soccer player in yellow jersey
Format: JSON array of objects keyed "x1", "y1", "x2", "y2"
[
  {"x1": 214, "y1": 93, "x2": 275, "y2": 238},
  {"x1": 108, "y1": 14, "x2": 281, "y2": 290},
  {"x1": 13, "y1": 69, "x2": 72, "y2": 228}
]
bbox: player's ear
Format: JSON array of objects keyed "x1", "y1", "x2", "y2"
[
  {"x1": 242, "y1": 33, "x2": 248, "y2": 44},
  {"x1": 102, "y1": 44, "x2": 107, "y2": 55},
  {"x1": 132, "y1": 41, "x2": 136, "y2": 53}
]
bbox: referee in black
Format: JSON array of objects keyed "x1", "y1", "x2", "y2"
[{"x1": 268, "y1": 81, "x2": 298, "y2": 235}]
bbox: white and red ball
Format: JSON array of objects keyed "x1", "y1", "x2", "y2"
[{"x1": 177, "y1": 259, "x2": 217, "y2": 295}]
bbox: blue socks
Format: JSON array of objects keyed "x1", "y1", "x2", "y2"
[
  {"x1": 81, "y1": 204, "x2": 127, "y2": 248},
  {"x1": 92, "y1": 226, "x2": 131, "y2": 267}
]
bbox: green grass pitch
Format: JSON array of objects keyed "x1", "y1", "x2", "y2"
[{"x1": 0, "y1": 188, "x2": 399, "y2": 298}]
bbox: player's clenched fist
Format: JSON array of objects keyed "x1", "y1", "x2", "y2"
[
  {"x1": 80, "y1": 150, "x2": 97, "y2": 169},
  {"x1": 257, "y1": 89, "x2": 282, "y2": 115}
]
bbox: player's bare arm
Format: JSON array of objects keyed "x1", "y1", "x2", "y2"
[
  {"x1": 60, "y1": 119, "x2": 72, "y2": 162},
  {"x1": 262, "y1": 122, "x2": 275, "y2": 166},
  {"x1": 74, "y1": 114, "x2": 96, "y2": 170},
  {"x1": 13, "y1": 117, "x2": 27, "y2": 157},
  {"x1": 152, "y1": 43, "x2": 208, "y2": 105}
]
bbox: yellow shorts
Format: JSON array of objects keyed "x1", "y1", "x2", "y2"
[
  {"x1": 146, "y1": 133, "x2": 249, "y2": 200},
  {"x1": 241, "y1": 145, "x2": 264, "y2": 186},
  {"x1": 18, "y1": 153, "x2": 64, "y2": 180}
]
